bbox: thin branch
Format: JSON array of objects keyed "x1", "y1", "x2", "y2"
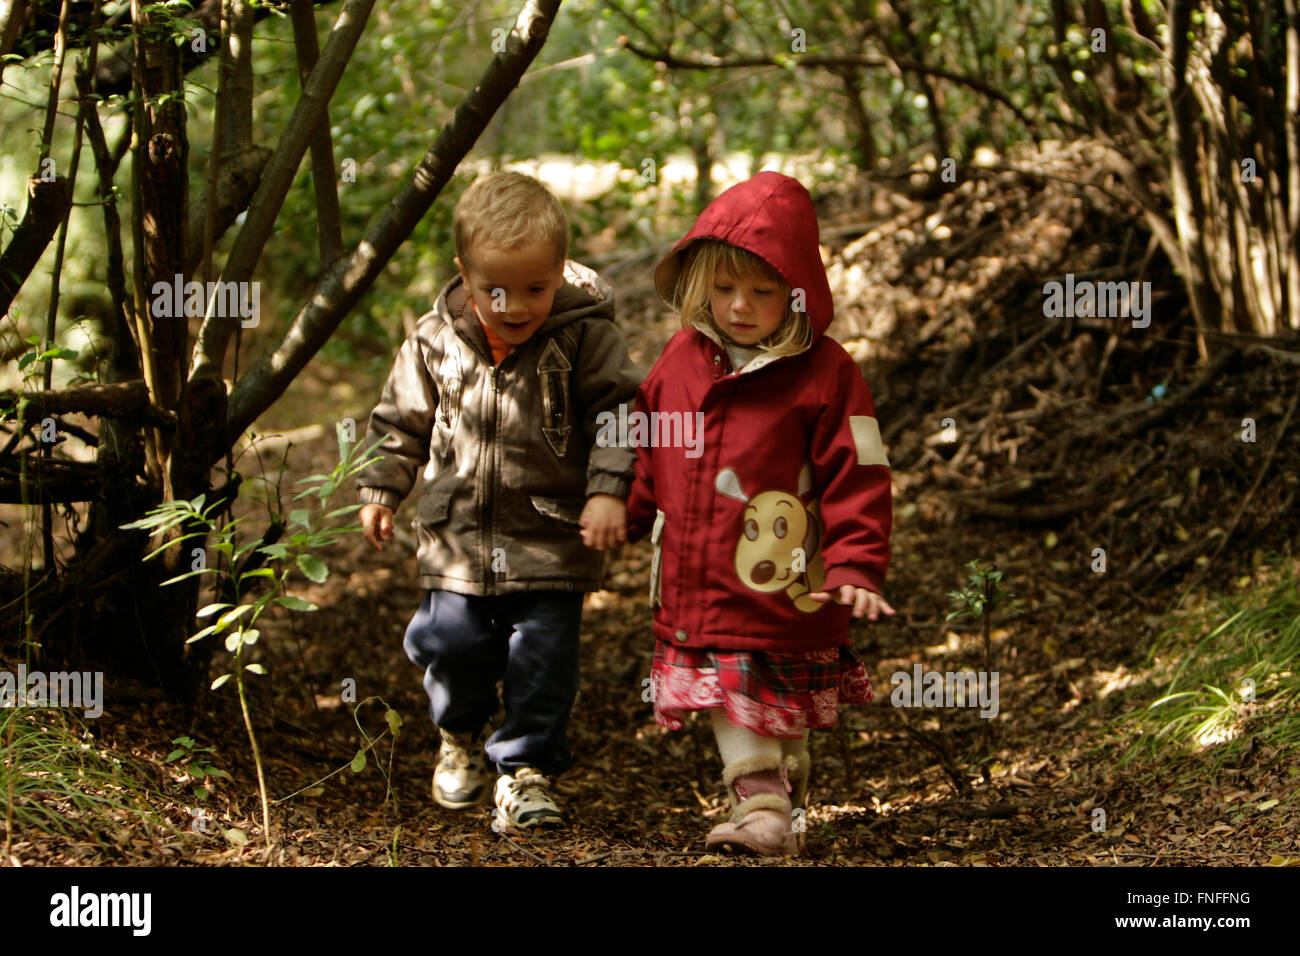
[
  {"x1": 290, "y1": 0, "x2": 344, "y2": 270},
  {"x1": 190, "y1": 0, "x2": 379, "y2": 382},
  {"x1": 225, "y1": 0, "x2": 254, "y2": 150},
  {"x1": 618, "y1": 36, "x2": 1039, "y2": 133}
]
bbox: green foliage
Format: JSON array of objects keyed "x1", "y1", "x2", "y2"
[
  {"x1": 275, "y1": 695, "x2": 404, "y2": 808},
  {"x1": 163, "y1": 735, "x2": 230, "y2": 801},
  {"x1": 120, "y1": 434, "x2": 382, "y2": 685},
  {"x1": 118, "y1": 433, "x2": 386, "y2": 845},
  {"x1": 1117, "y1": 562, "x2": 1300, "y2": 772},
  {"x1": 0, "y1": 707, "x2": 164, "y2": 844},
  {"x1": 946, "y1": 559, "x2": 1021, "y2": 622}
]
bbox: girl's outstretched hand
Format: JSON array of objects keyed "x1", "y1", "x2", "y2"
[{"x1": 807, "y1": 585, "x2": 896, "y2": 620}]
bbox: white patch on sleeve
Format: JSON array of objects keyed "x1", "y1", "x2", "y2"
[{"x1": 849, "y1": 415, "x2": 889, "y2": 466}]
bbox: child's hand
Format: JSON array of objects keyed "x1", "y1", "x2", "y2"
[
  {"x1": 807, "y1": 585, "x2": 896, "y2": 620},
  {"x1": 579, "y1": 493, "x2": 627, "y2": 551},
  {"x1": 360, "y1": 503, "x2": 395, "y2": 551}
]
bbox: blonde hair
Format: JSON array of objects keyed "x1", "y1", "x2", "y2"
[
  {"x1": 673, "y1": 240, "x2": 812, "y2": 357},
  {"x1": 454, "y1": 171, "x2": 568, "y2": 268}
]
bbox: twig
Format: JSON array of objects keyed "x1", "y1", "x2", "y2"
[{"x1": 499, "y1": 834, "x2": 547, "y2": 865}]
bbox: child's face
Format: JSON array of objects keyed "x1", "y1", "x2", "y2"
[
  {"x1": 709, "y1": 264, "x2": 788, "y2": 347},
  {"x1": 455, "y1": 238, "x2": 565, "y2": 347}
]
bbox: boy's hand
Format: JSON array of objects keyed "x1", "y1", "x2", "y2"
[
  {"x1": 807, "y1": 585, "x2": 896, "y2": 620},
  {"x1": 580, "y1": 493, "x2": 626, "y2": 551},
  {"x1": 360, "y1": 503, "x2": 395, "y2": 551}
]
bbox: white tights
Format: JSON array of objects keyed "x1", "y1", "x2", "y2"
[{"x1": 709, "y1": 707, "x2": 808, "y2": 765}]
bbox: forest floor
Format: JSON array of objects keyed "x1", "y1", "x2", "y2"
[{"x1": 4, "y1": 145, "x2": 1300, "y2": 866}]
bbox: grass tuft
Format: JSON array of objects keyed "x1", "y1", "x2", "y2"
[
  {"x1": 0, "y1": 706, "x2": 167, "y2": 849},
  {"x1": 1116, "y1": 558, "x2": 1300, "y2": 773}
]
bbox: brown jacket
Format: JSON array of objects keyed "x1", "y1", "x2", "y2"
[{"x1": 356, "y1": 260, "x2": 640, "y2": 595}]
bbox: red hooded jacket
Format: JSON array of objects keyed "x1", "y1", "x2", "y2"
[{"x1": 625, "y1": 172, "x2": 892, "y2": 653}]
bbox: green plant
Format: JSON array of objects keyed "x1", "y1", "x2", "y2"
[
  {"x1": 387, "y1": 824, "x2": 401, "y2": 867},
  {"x1": 275, "y1": 695, "x2": 403, "y2": 808},
  {"x1": 1117, "y1": 560, "x2": 1300, "y2": 772},
  {"x1": 163, "y1": 735, "x2": 230, "y2": 801},
  {"x1": 945, "y1": 559, "x2": 1022, "y2": 783},
  {"x1": 120, "y1": 431, "x2": 385, "y2": 848},
  {"x1": 0, "y1": 706, "x2": 165, "y2": 853}
]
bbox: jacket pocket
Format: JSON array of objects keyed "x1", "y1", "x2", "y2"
[
  {"x1": 432, "y1": 350, "x2": 463, "y2": 460},
  {"x1": 417, "y1": 481, "x2": 455, "y2": 527},
  {"x1": 529, "y1": 495, "x2": 584, "y2": 531},
  {"x1": 537, "y1": 338, "x2": 572, "y2": 458},
  {"x1": 649, "y1": 509, "x2": 665, "y2": 609}
]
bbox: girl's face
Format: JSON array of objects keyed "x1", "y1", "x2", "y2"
[{"x1": 709, "y1": 264, "x2": 788, "y2": 346}]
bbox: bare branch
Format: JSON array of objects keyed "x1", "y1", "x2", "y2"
[
  {"x1": 225, "y1": 0, "x2": 254, "y2": 150},
  {"x1": 4, "y1": 380, "x2": 177, "y2": 427},
  {"x1": 291, "y1": 0, "x2": 344, "y2": 270},
  {"x1": 0, "y1": 458, "x2": 102, "y2": 504},
  {"x1": 189, "y1": 0, "x2": 379, "y2": 381},
  {"x1": 0, "y1": 176, "x2": 71, "y2": 321},
  {"x1": 617, "y1": 37, "x2": 1039, "y2": 134}
]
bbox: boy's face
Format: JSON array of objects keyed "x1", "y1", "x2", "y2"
[
  {"x1": 455, "y1": 239, "x2": 565, "y2": 347},
  {"x1": 710, "y1": 264, "x2": 788, "y2": 347}
]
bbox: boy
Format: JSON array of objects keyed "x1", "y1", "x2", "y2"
[{"x1": 357, "y1": 171, "x2": 639, "y2": 830}]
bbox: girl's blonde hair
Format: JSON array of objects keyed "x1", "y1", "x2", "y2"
[{"x1": 673, "y1": 240, "x2": 812, "y2": 357}]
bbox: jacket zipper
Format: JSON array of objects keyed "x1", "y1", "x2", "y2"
[{"x1": 481, "y1": 364, "x2": 502, "y2": 594}]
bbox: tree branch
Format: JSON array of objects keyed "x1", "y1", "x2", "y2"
[
  {"x1": 618, "y1": 36, "x2": 1039, "y2": 134},
  {"x1": 0, "y1": 0, "x2": 28, "y2": 86},
  {"x1": 189, "y1": 0, "x2": 378, "y2": 381},
  {"x1": 291, "y1": 0, "x2": 344, "y2": 270},
  {"x1": 80, "y1": 0, "x2": 343, "y2": 98},
  {"x1": 0, "y1": 176, "x2": 71, "y2": 321},
  {"x1": 4, "y1": 381, "x2": 177, "y2": 427}
]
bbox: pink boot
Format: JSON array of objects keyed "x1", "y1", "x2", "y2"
[{"x1": 705, "y1": 756, "x2": 801, "y2": 857}]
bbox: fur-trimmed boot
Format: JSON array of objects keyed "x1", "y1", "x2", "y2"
[
  {"x1": 705, "y1": 755, "x2": 800, "y2": 857},
  {"x1": 785, "y1": 749, "x2": 810, "y2": 853}
]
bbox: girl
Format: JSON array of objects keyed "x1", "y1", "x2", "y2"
[{"x1": 625, "y1": 172, "x2": 895, "y2": 856}]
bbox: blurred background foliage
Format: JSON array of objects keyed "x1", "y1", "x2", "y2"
[{"x1": 0, "y1": 0, "x2": 1179, "y2": 376}]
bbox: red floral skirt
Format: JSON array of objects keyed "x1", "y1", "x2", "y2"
[{"x1": 650, "y1": 641, "x2": 873, "y2": 737}]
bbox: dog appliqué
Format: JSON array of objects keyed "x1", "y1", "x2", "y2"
[{"x1": 715, "y1": 464, "x2": 826, "y2": 613}]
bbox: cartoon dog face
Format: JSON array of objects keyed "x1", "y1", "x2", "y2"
[
  {"x1": 736, "y1": 490, "x2": 817, "y2": 592},
  {"x1": 716, "y1": 467, "x2": 825, "y2": 610}
]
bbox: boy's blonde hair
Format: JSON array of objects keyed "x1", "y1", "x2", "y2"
[
  {"x1": 674, "y1": 240, "x2": 812, "y2": 357},
  {"x1": 454, "y1": 171, "x2": 568, "y2": 268}
]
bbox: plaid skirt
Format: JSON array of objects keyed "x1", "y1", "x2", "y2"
[{"x1": 650, "y1": 641, "x2": 873, "y2": 737}]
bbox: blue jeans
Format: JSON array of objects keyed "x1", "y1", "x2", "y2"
[{"x1": 402, "y1": 589, "x2": 583, "y2": 776}]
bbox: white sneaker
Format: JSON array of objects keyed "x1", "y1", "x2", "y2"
[
  {"x1": 433, "y1": 728, "x2": 490, "y2": 809},
  {"x1": 492, "y1": 767, "x2": 565, "y2": 831}
]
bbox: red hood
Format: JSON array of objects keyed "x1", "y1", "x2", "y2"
[{"x1": 654, "y1": 171, "x2": 834, "y2": 337}]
